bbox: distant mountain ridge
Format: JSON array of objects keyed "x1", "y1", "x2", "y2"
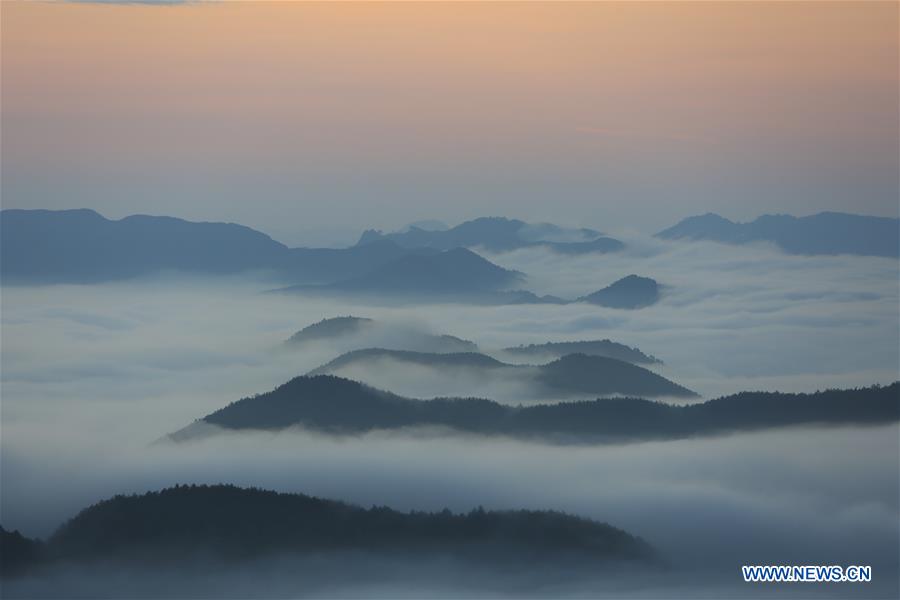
[
  {"x1": 0, "y1": 209, "x2": 286, "y2": 283},
  {"x1": 307, "y1": 350, "x2": 695, "y2": 399},
  {"x1": 286, "y1": 316, "x2": 479, "y2": 353},
  {"x1": 170, "y1": 376, "x2": 900, "y2": 442},
  {"x1": 0, "y1": 209, "x2": 438, "y2": 284},
  {"x1": 657, "y1": 212, "x2": 900, "y2": 257},
  {"x1": 309, "y1": 348, "x2": 507, "y2": 375},
  {"x1": 1, "y1": 210, "x2": 662, "y2": 307},
  {"x1": 273, "y1": 247, "x2": 523, "y2": 297},
  {"x1": 358, "y1": 217, "x2": 624, "y2": 254},
  {"x1": 502, "y1": 340, "x2": 661, "y2": 365}
]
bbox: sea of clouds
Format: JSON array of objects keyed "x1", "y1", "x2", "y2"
[{"x1": 1, "y1": 236, "x2": 897, "y2": 597}]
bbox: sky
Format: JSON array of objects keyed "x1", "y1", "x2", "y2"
[{"x1": 2, "y1": 1, "x2": 898, "y2": 245}]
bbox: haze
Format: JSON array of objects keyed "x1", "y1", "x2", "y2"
[
  {"x1": 2, "y1": 1, "x2": 897, "y2": 245},
  {"x1": 1, "y1": 1, "x2": 898, "y2": 597}
]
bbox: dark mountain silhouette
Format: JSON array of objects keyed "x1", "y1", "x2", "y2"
[
  {"x1": 286, "y1": 317, "x2": 479, "y2": 353},
  {"x1": 656, "y1": 212, "x2": 900, "y2": 257},
  {"x1": 307, "y1": 350, "x2": 694, "y2": 398},
  {"x1": 2, "y1": 210, "x2": 662, "y2": 306},
  {"x1": 1, "y1": 485, "x2": 653, "y2": 576},
  {"x1": 274, "y1": 248, "x2": 523, "y2": 297},
  {"x1": 579, "y1": 275, "x2": 660, "y2": 309},
  {"x1": 536, "y1": 354, "x2": 690, "y2": 397},
  {"x1": 357, "y1": 217, "x2": 624, "y2": 254},
  {"x1": 502, "y1": 340, "x2": 661, "y2": 365},
  {"x1": 172, "y1": 377, "x2": 899, "y2": 442},
  {"x1": 287, "y1": 316, "x2": 375, "y2": 343},
  {"x1": 1, "y1": 527, "x2": 44, "y2": 577},
  {"x1": 0, "y1": 209, "x2": 435, "y2": 284}
]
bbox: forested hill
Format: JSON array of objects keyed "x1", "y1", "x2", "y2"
[
  {"x1": 1, "y1": 485, "x2": 654, "y2": 574},
  {"x1": 173, "y1": 377, "x2": 899, "y2": 442}
]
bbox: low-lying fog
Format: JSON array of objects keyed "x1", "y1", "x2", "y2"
[
  {"x1": 2, "y1": 237, "x2": 898, "y2": 596},
  {"x1": 3, "y1": 425, "x2": 898, "y2": 598}
]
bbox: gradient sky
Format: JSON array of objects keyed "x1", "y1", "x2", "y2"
[{"x1": 2, "y1": 1, "x2": 897, "y2": 243}]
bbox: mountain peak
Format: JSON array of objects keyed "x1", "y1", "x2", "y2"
[
  {"x1": 356, "y1": 229, "x2": 385, "y2": 246},
  {"x1": 580, "y1": 275, "x2": 660, "y2": 309}
]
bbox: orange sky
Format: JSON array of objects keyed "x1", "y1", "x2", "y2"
[{"x1": 2, "y1": 1, "x2": 897, "y2": 236}]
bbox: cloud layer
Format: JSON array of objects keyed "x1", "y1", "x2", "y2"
[{"x1": 1, "y1": 239, "x2": 897, "y2": 596}]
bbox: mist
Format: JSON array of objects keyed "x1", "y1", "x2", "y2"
[
  {"x1": 3, "y1": 237, "x2": 896, "y2": 420},
  {"x1": 2, "y1": 235, "x2": 898, "y2": 597},
  {"x1": 3, "y1": 423, "x2": 897, "y2": 598},
  {"x1": 3, "y1": 1, "x2": 898, "y2": 595}
]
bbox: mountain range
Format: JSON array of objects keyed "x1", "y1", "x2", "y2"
[
  {"x1": 284, "y1": 318, "x2": 663, "y2": 367},
  {"x1": 657, "y1": 212, "x2": 899, "y2": 257},
  {"x1": 357, "y1": 216, "x2": 624, "y2": 254},
  {"x1": 170, "y1": 377, "x2": 899, "y2": 443},
  {"x1": 286, "y1": 316, "x2": 479, "y2": 354},
  {"x1": 0, "y1": 209, "x2": 529, "y2": 299},
  {"x1": 5, "y1": 209, "x2": 895, "y2": 289},
  {"x1": 501, "y1": 340, "x2": 661, "y2": 365},
  {"x1": 0, "y1": 209, "x2": 435, "y2": 285},
  {"x1": 1, "y1": 209, "x2": 665, "y2": 307},
  {"x1": 307, "y1": 350, "x2": 695, "y2": 399}
]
